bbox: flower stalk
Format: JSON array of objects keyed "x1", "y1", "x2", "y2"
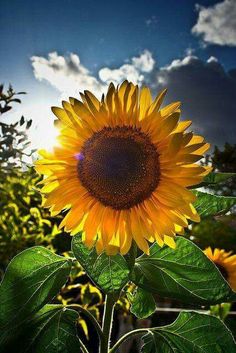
[
  {"x1": 109, "y1": 328, "x2": 149, "y2": 353},
  {"x1": 100, "y1": 294, "x2": 116, "y2": 353}
]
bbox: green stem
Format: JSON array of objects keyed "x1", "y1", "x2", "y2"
[
  {"x1": 100, "y1": 295, "x2": 116, "y2": 353},
  {"x1": 109, "y1": 328, "x2": 150, "y2": 353},
  {"x1": 78, "y1": 338, "x2": 89, "y2": 353},
  {"x1": 66, "y1": 304, "x2": 103, "y2": 340}
]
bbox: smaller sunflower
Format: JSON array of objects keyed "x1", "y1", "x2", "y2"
[{"x1": 204, "y1": 247, "x2": 236, "y2": 291}]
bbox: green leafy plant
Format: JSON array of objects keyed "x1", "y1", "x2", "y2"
[
  {"x1": 0, "y1": 168, "x2": 63, "y2": 268},
  {"x1": 189, "y1": 145, "x2": 236, "y2": 253},
  {"x1": 1, "y1": 172, "x2": 236, "y2": 353},
  {"x1": 0, "y1": 84, "x2": 64, "y2": 269},
  {"x1": 0, "y1": 84, "x2": 32, "y2": 172}
]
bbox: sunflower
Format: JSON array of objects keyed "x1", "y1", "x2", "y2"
[
  {"x1": 204, "y1": 247, "x2": 236, "y2": 291},
  {"x1": 35, "y1": 81, "x2": 210, "y2": 255}
]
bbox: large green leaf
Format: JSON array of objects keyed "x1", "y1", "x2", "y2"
[
  {"x1": 72, "y1": 233, "x2": 130, "y2": 293},
  {"x1": 0, "y1": 247, "x2": 72, "y2": 334},
  {"x1": 2, "y1": 305, "x2": 81, "y2": 353},
  {"x1": 130, "y1": 288, "x2": 156, "y2": 319},
  {"x1": 194, "y1": 190, "x2": 236, "y2": 217},
  {"x1": 141, "y1": 311, "x2": 236, "y2": 353},
  {"x1": 130, "y1": 237, "x2": 236, "y2": 305},
  {"x1": 196, "y1": 172, "x2": 236, "y2": 187}
]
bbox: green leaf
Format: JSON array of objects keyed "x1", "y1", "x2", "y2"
[
  {"x1": 194, "y1": 190, "x2": 236, "y2": 217},
  {"x1": 2, "y1": 305, "x2": 81, "y2": 353},
  {"x1": 130, "y1": 288, "x2": 156, "y2": 319},
  {"x1": 203, "y1": 172, "x2": 236, "y2": 185},
  {"x1": 130, "y1": 237, "x2": 236, "y2": 305},
  {"x1": 0, "y1": 247, "x2": 72, "y2": 333},
  {"x1": 194, "y1": 172, "x2": 236, "y2": 188},
  {"x1": 141, "y1": 311, "x2": 236, "y2": 353},
  {"x1": 72, "y1": 233, "x2": 129, "y2": 293}
]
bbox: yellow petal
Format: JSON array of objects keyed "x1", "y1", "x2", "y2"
[
  {"x1": 148, "y1": 88, "x2": 167, "y2": 115},
  {"x1": 139, "y1": 87, "x2": 152, "y2": 120},
  {"x1": 164, "y1": 235, "x2": 176, "y2": 249}
]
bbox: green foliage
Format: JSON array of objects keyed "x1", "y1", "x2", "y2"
[
  {"x1": 72, "y1": 234, "x2": 130, "y2": 293},
  {"x1": 130, "y1": 288, "x2": 156, "y2": 319},
  {"x1": 0, "y1": 84, "x2": 31, "y2": 172},
  {"x1": 1, "y1": 242, "x2": 236, "y2": 353},
  {"x1": 141, "y1": 311, "x2": 236, "y2": 353},
  {"x1": 200, "y1": 172, "x2": 236, "y2": 187},
  {"x1": 204, "y1": 143, "x2": 236, "y2": 197},
  {"x1": 2, "y1": 305, "x2": 81, "y2": 353},
  {"x1": 190, "y1": 217, "x2": 236, "y2": 252},
  {"x1": 0, "y1": 118, "x2": 32, "y2": 171},
  {"x1": 189, "y1": 167, "x2": 236, "y2": 253},
  {"x1": 188, "y1": 165, "x2": 236, "y2": 253},
  {"x1": 0, "y1": 168, "x2": 64, "y2": 269},
  {"x1": 57, "y1": 261, "x2": 103, "y2": 338},
  {"x1": 0, "y1": 84, "x2": 26, "y2": 114},
  {"x1": 0, "y1": 246, "x2": 72, "y2": 347},
  {"x1": 130, "y1": 237, "x2": 236, "y2": 305},
  {"x1": 194, "y1": 190, "x2": 236, "y2": 217},
  {"x1": 0, "y1": 84, "x2": 68, "y2": 270}
]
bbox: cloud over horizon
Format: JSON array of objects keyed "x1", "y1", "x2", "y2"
[
  {"x1": 31, "y1": 50, "x2": 236, "y2": 147},
  {"x1": 31, "y1": 50, "x2": 155, "y2": 98},
  {"x1": 192, "y1": 0, "x2": 236, "y2": 46},
  {"x1": 151, "y1": 55, "x2": 236, "y2": 146},
  {"x1": 99, "y1": 50, "x2": 155, "y2": 85},
  {"x1": 31, "y1": 52, "x2": 105, "y2": 97}
]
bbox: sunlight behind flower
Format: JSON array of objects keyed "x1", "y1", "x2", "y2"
[
  {"x1": 8, "y1": 100, "x2": 60, "y2": 152},
  {"x1": 30, "y1": 120, "x2": 60, "y2": 152}
]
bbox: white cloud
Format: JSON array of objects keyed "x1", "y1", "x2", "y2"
[
  {"x1": 162, "y1": 55, "x2": 200, "y2": 71},
  {"x1": 192, "y1": 0, "x2": 236, "y2": 46},
  {"x1": 31, "y1": 52, "x2": 105, "y2": 98},
  {"x1": 31, "y1": 50, "x2": 155, "y2": 98},
  {"x1": 131, "y1": 50, "x2": 155, "y2": 73},
  {"x1": 99, "y1": 50, "x2": 155, "y2": 85},
  {"x1": 99, "y1": 64, "x2": 144, "y2": 86}
]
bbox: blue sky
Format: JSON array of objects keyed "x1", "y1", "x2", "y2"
[
  {"x1": 1, "y1": 0, "x2": 236, "y2": 148},
  {"x1": 2, "y1": 0, "x2": 236, "y2": 85}
]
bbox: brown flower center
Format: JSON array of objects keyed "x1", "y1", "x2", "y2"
[{"x1": 77, "y1": 126, "x2": 160, "y2": 209}]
